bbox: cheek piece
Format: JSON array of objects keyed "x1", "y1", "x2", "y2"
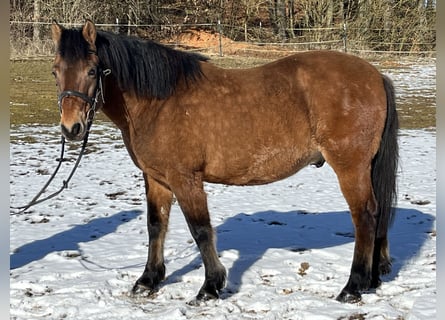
[{"x1": 57, "y1": 67, "x2": 111, "y2": 125}]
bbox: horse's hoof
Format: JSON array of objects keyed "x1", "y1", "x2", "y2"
[
  {"x1": 131, "y1": 266, "x2": 165, "y2": 296},
  {"x1": 336, "y1": 290, "x2": 362, "y2": 303},
  {"x1": 197, "y1": 289, "x2": 219, "y2": 301},
  {"x1": 192, "y1": 286, "x2": 220, "y2": 303},
  {"x1": 131, "y1": 281, "x2": 157, "y2": 297},
  {"x1": 187, "y1": 290, "x2": 219, "y2": 306},
  {"x1": 379, "y1": 260, "x2": 392, "y2": 275}
]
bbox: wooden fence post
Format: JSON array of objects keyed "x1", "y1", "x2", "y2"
[
  {"x1": 218, "y1": 19, "x2": 223, "y2": 57},
  {"x1": 33, "y1": 0, "x2": 41, "y2": 42},
  {"x1": 115, "y1": 18, "x2": 119, "y2": 34}
]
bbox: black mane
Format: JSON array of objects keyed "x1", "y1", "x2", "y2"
[{"x1": 58, "y1": 28, "x2": 209, "y2": 99}]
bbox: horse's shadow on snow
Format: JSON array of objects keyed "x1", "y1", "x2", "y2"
[
  {"x1": 10, "y1": 207, "x2": 434, "y2": 299},
  {"x1": 10, "y1": 210, "x2": 142, "y2": 270},
  {"x1": 166, "y1": 207, "x2": 434, "y2": 297}
]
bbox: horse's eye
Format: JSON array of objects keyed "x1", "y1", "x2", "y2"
[{"x1": 88, "y1": 68, "x2": 96, "y2": 77}]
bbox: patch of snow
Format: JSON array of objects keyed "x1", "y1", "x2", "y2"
[{"x1": 10, "y1": 122, "x2": 436, "y2": 319}]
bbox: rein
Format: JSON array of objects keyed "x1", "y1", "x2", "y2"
[{"x1": 11, "y1": 68, "x2": 111, "y2": 215}]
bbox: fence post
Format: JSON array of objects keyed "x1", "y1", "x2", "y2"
[
  {"x1": 33, "y1": 0, "x2": 41, "y2": 41},
  {"x1": 115, "y1": 18, "x2": 119, "y2": 34},
  {"x1": 218, "y1": 19, "x2": 223, "y2": 57},
  {"x1": 259, "y1": 21, "x2": 262, "y2": 42}
]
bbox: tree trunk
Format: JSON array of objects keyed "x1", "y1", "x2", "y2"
[
  {"x1": 33, "y1": 0, "x2": 40, "y2": 41},
  {"x1": 268, "y1": 0, "x2": 287, "y2": 40},
  {"x1": 287, "y1": 0, "x2": 295, "y2": 38},
  {"x1": 326, "y1": 0, "x2": 334, "y2": 27}
]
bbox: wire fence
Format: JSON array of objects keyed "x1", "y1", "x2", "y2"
[{"x1": 9, "y1": 20, "x2": 436, "y2": 59}]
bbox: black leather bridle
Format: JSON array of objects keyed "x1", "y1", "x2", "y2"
[
  {"x1": 57, "y1": 66, "x2": 111, "y2": 125},
  {"x1": 11, "y1": 64, "x2": 111, "y2": 214}
]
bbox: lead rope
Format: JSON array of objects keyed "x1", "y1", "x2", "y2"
[
  {"x1": 10, "y1": 69, "x2": 110, "y2": 215},
  {"x1": 10, "y1": 121, "x2": 92, "y2": 215},
  {"x1": 10, "y1": 135, "x2": 67, "y2": 214}
]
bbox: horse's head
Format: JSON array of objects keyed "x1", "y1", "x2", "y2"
[{"x1": 51, "y1": 20, "x2": 103, "y2": 141}]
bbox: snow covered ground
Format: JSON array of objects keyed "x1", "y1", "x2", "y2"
[
  {"x1": 9, "y1": 125, "x2": 436, "y2": 320},
  {"x1": 10, "y1": 60, "x2": 436, "y2": 319}
]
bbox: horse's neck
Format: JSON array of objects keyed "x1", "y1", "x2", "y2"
[
  {"x1": 101, "y1": 77, "x2": 160, "y2": 137},
  {"x1": 101, "y1": 78, "x2": 131, "y2": 131}
]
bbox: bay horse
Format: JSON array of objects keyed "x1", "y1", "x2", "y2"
[{"x1": 51, "y1": 20, "x2": 398, "y2": 303}]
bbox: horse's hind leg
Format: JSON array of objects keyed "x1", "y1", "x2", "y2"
[
  {"x1": 171, "y1": 173, "x2": 227, "y2": 301},
  {"x1": 371, "y1": 205, "x2": 393, "y2": 288},
  {"x1": 133, "y1": 174, "x2": 173, "y2": 294},
  {"x1": 331, "y1": 164, "x2": 378, "y2": 303},
  {"x1": 371, "y1": 234, "x2": 391, "y2": 289}
]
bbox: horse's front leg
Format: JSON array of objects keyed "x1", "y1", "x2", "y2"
[
  {"x1": 132, "y1": 174, "x2": 173, "y2": 295},
  {"x1": 172, "y1": 173, "x2": 227, "y2": 301}
]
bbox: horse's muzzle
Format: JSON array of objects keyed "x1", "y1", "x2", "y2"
[{"x1": 61, "y1": 122, "x2": 86, "y2": 141}]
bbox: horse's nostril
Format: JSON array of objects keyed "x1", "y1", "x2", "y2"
[
  {"x1": 72, "y1": 123, "x2": 81, "y2": 136},
  {"x1": 61, "y1": 124, "x2": 69, "y2": 137}
]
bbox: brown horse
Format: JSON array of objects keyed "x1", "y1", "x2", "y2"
[{"x1": 51, "y1": 20, "x2": 398, "y2": 303}]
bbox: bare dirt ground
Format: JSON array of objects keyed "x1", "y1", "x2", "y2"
[{"x1": 166, "y1": 29, "x2": 307, "y2": 61}]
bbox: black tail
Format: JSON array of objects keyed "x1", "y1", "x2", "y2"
[{"x1": 372, "y1": 75, "x2": 399, "y2": 237}]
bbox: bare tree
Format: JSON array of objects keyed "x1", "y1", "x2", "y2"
[
  {"x1": 268, "y1": 0, "x2": 287, "y2": 40},
  {"x1": 10, "y1": 0, "x2": 436, "y2": 57}
]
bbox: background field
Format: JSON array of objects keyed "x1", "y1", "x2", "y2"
[{"x1": 10, "y1": 52, "x2": 436, "y2": 129}]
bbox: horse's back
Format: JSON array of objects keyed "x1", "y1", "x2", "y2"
[{"x1": 150, "y1": 50, "x2": 387, "y2": 186}]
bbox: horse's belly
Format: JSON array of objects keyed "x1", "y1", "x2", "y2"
[{"x1": 204, "y1": 146, "x2": 321, "y2": 186}]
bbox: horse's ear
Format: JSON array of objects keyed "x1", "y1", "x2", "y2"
[
  {"x1": 82, "y1": 19, "x2": 97, "y2": 48},
  {"x1": 51, "y1": 21, "x2": 63, "y2": 48}
]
